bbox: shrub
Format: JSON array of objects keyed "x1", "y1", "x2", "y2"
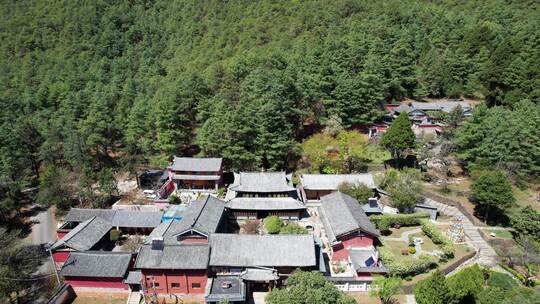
[
  {"x1": 497, "y1": 263, "x2": 529, "y2": 286},
  {"x1": 446, "y1": 264, "x2": 484, "y2": 303},
  {"x1": 110, "y1": 229, "x2": 121, "y2": 242},
  {"x1": 414, "y1": 271, "x2": 451, "y2": 304},
  {"x1": 242, "y1": 220, "x2": 260, "y2": 234},
  {"x1": 338, "y1": 182, "x2": 373, "y2": 203},
  {"x1": 280, "y1": 223, "x2": 308, "y2": 234},
  {"x1": 408, "y1": 235, "x2": 415, "y2": 247},
  {"x1": 379, "y1": 248, "x2": 437, "y2": 277},
  {"x1": 487, "y1": 272, "x2": 518, "y2": 291},
  {"x1": 169, "y1": 194, "x2": 181, "y2": 204},
  {"x1": 264, "y1": 216, "x2": 282, "y2": 234},
  {"x1": 371, "y1": 213, "x2": 431, "y2": 232},
  {"x1": 421, "y1": 220, "x2": 454, "y2": 259}
]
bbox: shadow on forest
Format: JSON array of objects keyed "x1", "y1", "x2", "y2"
[
  {"x1": 384, "y1": 155, "x2": 418, "y2": 169},
  {"x1": 473, "y1": 205, "x2": 511, "y2": 226}
]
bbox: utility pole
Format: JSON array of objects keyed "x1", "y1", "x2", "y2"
[{"x1": 45, "y1": 243, "x2": 61, "y2": 287}]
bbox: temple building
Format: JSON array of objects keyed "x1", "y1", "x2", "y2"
[
  {"x1": 59, "y1": 251, "x2": 134, "y2": 291},
  {"x1": 208, "y1": 234, "x2": 324, "y2": 293},
  {"x1": 53, "y1": 209, "x2": 163, "y2": 264},
  {"x1": 226, "y1": 172, "x2": 306, "y2": 220},
  {"x1": 149, "y1": 195, "x2": 226, "y2": 244},
  {"x1": 168, "y1": 157, "x2": 223, "y2": 192},
  {"x1": 319, "y1": 192, "x2": 386, "y2": 291}
]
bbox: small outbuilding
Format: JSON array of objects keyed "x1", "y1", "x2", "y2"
[{"x1": 299, "y1": 174, "x2": 376, "y2": 201}]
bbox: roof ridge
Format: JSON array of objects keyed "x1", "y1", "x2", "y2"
[
  {"x1": 190, "y1": 195, "x2": 210, "y2": 229},
  {"x1": 66, "y1": 216, "x2": 96, "y2": 240},
  {"x1": 74, "y1": 251, "x2": 133, "y2": 256}
]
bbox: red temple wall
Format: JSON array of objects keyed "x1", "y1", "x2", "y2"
[{"x1": 141, "y1": 269, "x2": 207, "y2": 295}]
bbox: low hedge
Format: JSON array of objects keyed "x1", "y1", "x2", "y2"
[
  {"x1": 421, "y1": 219, "x2": 454, "y2": 260},
  {"x1": 379, "y1": 247, "x2": 437, "y2": 277},
  {"x1": 496, "y1": 263, "x2": 534, "y2": 286},
  {"x1": 371, "y1": 213, "x2": 431, "y2": 232}
]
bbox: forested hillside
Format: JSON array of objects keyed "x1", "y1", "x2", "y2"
[{"x1": 1, "y1": 0, "x2": 539, "y2": 181}]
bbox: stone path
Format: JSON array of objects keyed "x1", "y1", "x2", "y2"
[
  {"x1": 384, "y1": 228, "x2": 422, "y2": 242},
  {"x1": 405, "y1": 294, "x2": 416, "y2": 304},
  {"x1": 423, "y1": 198, "x2": 501, "y2": 276}
]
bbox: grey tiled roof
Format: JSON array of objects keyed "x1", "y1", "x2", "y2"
[
  {"x1": 173, "y1": 174, "x2": 220, "y2": 181},
  {"x1": 63, "y1": 208, "x2": 163, "y2": 229},
  {"x1": 300, "y1": 174, "x2": 376, "y2": 190},
  {"x1": 361, "y1": 203, "x2": 383, "y2": 214},
  {"x1": 209, "y1": 234, "x2": 317, "y2": 267},
  {"x1": 52, "y1": 216, "x2": 112, "y2": 251},
  {"x1": 320, "y1": 192, "x2": 380, "y2": 244},
  {"x1": 135, "y1": 244, "x2": 210, "y2": 269},
  {"x1": 147, "y1": 221, "x2": 173, "y2": 242},
  {"x1": 226, "y1": 197, "x2": 306, "y2": 211},
  {"x1": 59, "y1": 251, "x2": 132, "y2": 278},
  {"x1": 411, "y1": 101, "x2": 471, "y2": 113},
  {"x1": 163, "y1": 196, "x2": 225, "y2": 239},
  {"x1": 205, "y1": 276, "x2": 246, "y2": 302},
  {"x1": 112, "y1": 211, "x2": 163, "y2": 228},
  {"x1": 229, "y1": 172, "x2": 295, "y2": 193},
  {"x1": 124, "y1": 270, "x2": 142, "y2": 284},
  {"x1": 394, "y1": 101, "x2": 471, "y2": 114},
  {"x1": 63, "y1": 208, "x2": 116, "y2": 223},
  {"x1": 240, "y1": 268, "x2": 279, "y2": 281},
  {"x1": 171, "y1": 157, "x2": 223, "y2": 172}
]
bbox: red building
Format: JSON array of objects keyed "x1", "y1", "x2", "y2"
[
  {"x1": 319, "y1": 191, "x2": 386, "y2": 282},
  {"x1": 134, "y1": 195, "x2": 226, "y2": 300},
  {"x1": 135, "y1": 242, "x2": 210, "y2": 297},
  {"x1": 51, "y1": 216, "x2": 112, "y2": 264},
  {"x1": 59, "y1": 251, "x2": 134, "y2": 291},
  {"x1": 52, "y1": 208, "x2": 163, "y2": 264}
]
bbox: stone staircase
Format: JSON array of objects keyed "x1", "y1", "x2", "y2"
[
  {"x1": 424, "y1": 198, "x2": 498, "y2": 267},
  {"x1": 126, "y1": 290, "x2": 141, "y2": 304}
]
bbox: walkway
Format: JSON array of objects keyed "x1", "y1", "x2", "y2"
[
  {"x1": 26, "y1": 206, "x2": 58, "y2": 276},
  {"x1": 384, "y1": 228, "x2": 422, "y2": 242},
  {"x1": 405, "y1": 294, "x2": 416, "y2": 304},
  {"x1": 126, "y1": 290, "x2": 141, "y2": 304}
]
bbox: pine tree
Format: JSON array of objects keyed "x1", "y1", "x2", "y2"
[
  {"x1": 414, "y1": 271, "x2": 451, "y2": 304},
  {"x1": 380, "y1": 112, "x2": 416, "y2": 161}
]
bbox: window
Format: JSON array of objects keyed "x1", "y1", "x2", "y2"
[
  {"x1": 153, "y1": 282, "x2": 160, "y2": 288},
  {"x1": 191, "y1": 283, "x2": 201, "y2": 289},
  {"x1": 171, "y1": 283, "x2": 180, "y2": 288}
]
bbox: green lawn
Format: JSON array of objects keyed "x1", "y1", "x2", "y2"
[
  {"x1": 388, "y1": 226, "x2": 420, "y2": 238},
  {"x1": 487, "y1": 229, "x2": 513, "y2": 239},
  {"x1": 364, "y1": 144, "x2": 391, "y2": 165},
  {"x1": 381, "y1": 240, "x2": 410, "y2": 261},
  {"x1": 410, "y1": 232, "x2": 439, "y2": 252},
  {"x1": 402, "y1": 243, "x2": 473, "y2": 286}
]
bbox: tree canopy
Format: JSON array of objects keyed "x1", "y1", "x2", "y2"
[
  {"x1": 265, "y1": 271, "x2": 355, "y2": 304},
  {"x1": 380, "y1": 112, "x2": 416, "y2": 160},
  {"x1": 456, "y1": 101, "x2": 540, "y2": 179},
  {"x1": 470, "y1": 169, "x2": 516, "y2": 223},
  {"x1": 0, "y1": 0, "x2": 538, "y2": 183}
]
